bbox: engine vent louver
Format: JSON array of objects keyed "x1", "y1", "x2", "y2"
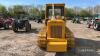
[{"x1": 50, "y1": 26, "x2": 62, "y2": 38}]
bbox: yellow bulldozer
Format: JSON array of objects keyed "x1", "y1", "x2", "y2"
[{"x1": 38, "y1": 3, "x2": 75, "y2": 52}]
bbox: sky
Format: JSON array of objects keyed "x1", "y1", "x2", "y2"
[{"x1": 0, "y1": 0, "x2": 100, "y2": 8}]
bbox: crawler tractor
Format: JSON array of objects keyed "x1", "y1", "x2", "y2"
[{"x1": 38, "y1": 4, "x2": 75, "y2": 52}]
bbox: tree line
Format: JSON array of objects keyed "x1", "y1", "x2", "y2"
[{"x1": 0, "y1": 5, "x2": 100, "y2": 19}]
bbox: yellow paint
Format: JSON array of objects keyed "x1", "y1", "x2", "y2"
[
  {"x1": 47, "y1": 41, "x2": 67, "y2": 52},
  {"x1": 47, "y1": 19, "x2": 65, "y2": 38},
  {"x1": 37, "y1": 3, "x2": 75, "y2": 52}
]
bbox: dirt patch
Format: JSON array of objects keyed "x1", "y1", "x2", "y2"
[{"x1": 0, "y1": 21, "x2": 99, "y2": 56}]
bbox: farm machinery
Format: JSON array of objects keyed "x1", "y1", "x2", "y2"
[
  {"x1": 87, "y1": 13, "x2": 100, "y2": 31},
  {"x1": 0, "y1": 16, "x2": 13, "y2": 29},
  {"x1": 12, "y1": 14, "x2": 31, "y2": 32},
  {"x1": 72, "y1": 17, "x2": 81, "y2": 24},
  {"x1": 38, "y1": 4, "x2": 75, "y2": 52}
]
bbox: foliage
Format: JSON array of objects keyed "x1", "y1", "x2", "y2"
[
  {"x1": 0, "y1": 5, "x2": 7, "y2": 18},
  {"x1": 0, "y1": 4, "x2": 98, "y2": 20},
  {"x1": 79, "y1": 10, "x2": 92, "y2": 17},
  {"x1": 65, "y1": 8, "x2": 76, "y2": 17}
]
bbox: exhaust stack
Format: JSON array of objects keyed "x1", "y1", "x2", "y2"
[{"x1": 51, "y1": 4, "x2": 55, "y2": 20}]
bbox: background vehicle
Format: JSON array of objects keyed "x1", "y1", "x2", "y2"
[
  {"x1": 0, "y1": 17, "x2": 13, "y2": 29},
  {"x1": 34, "y1": 16, "x2": 42, "y2": 23},
  {"x1": 72, "y1": 17, "x2": 81, "y2": 24},
  {"x1": 38, "y1": 4, "x2": 75, "y2": 52},
  {"x1": 87, "y1": 13, "x2": 100, "y2": 30},
  {"x1": 12, "y1": 14, "x2": 31, "y2": 32}
]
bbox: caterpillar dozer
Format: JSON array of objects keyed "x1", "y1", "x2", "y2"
[{"x1": 38, "y1": 4, "x2": 75, "y2": 52}]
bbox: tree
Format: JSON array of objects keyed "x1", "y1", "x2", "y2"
[
  {"x1": 94, "y1": 5, "x2": 100, "y2": 14},
  {"x1": 39, "y1": 10, "x2": 45, "y2": 19},
  {"x1": 37, "y1": 5, "x2": 45, "y2": 19},
  {"x1": 65, "y1": 8, "x2": 76, "y2": 17},
  {"x1": 31, "y1": 7, "x2": 39, "y2": 16},
  {"x1": 8, "y1": 7, "x2": 14, "y2": 17},
  {"x1": 12, "y1": 5, "x2": 27, "y2": 18},
  {"x1": 79, "y1": 9, "x2": 92, "y2": 17},
  {"x1": 0, "y1": 5, "x2": 7, "y2": 18}
]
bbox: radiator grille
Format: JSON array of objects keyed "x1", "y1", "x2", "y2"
[{"x1": 50, "y1": 26, "x2": 62, "y2": 38}]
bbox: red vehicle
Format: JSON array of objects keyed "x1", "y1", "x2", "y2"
[{"x1": 0, "y1": 17, "x2": 13, "y2": 29}]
